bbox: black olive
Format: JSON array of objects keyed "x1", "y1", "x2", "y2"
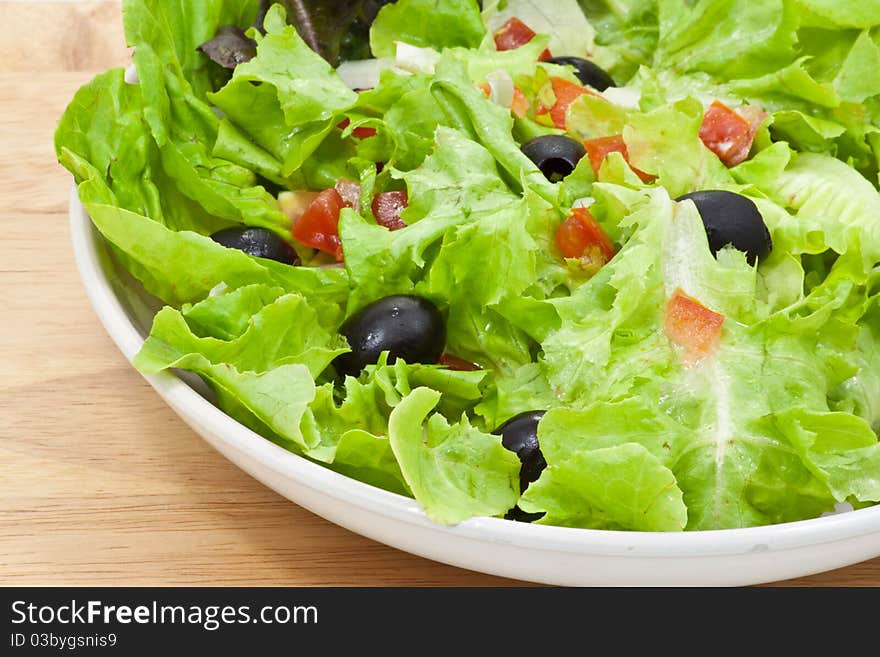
[
  {"x1": 494, "y1": 411, "x2": 547, "y2": 494},
  {"x1": 522, "y1": 135, "x2": 587, "y2": 182},
  {"x1": 334, "y1": 295, "x2": 446, "y2": 377},
  {"x1": 210, "y1": 227, "x2": 300, "y2": 265},
  {"x1": 545, "y1": 56, "x2": 616, "y2": 91},
  {"x1": 675, "y1": 190, "x2": 772, "y2": 265}
]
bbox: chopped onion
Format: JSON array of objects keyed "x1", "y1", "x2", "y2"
[
  {"x1": 572, "y1": 197, "x2": 596, "y2": 209},
  {"x1": 822, "y1": 501, "x2": 855, "y2": 517},
  {"x1": 394, "y1": 42, "x2": 441, "y2": 74},
  {"x1": 486, "y1": 70, "x2": 514, "y2": 109},
  {"x1": 600, "y1": 86, "x2": 641, "y2": 109},
  {"x1": 208, "y1": 282, "x2": 228, "y2": 298},
  {"x1": 336, "y1": 58, "x2": 393, "y2": 91},
  {"x1": 124, "y1": 63, "x2": 139, "y2": 85}
]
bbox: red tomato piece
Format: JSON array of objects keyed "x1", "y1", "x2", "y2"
[
  {"x1": 493, "y1": 17, "x2": 553, "y2": 60},
  {"x1": 537, "y1": 77, "x2": 601, "y2": 129},
  {"x1": 664, "y1": 289, "x2": 725, "y2": 362},
  {"x1": 494, "y1": 17, "x2": 537, "y2": 51},
  {"x1": 353, "y1": 126, "x2": 377, "y2": 139},
  {"x1": 335, "y1": 178, "x2": 362, "y2": 209},
  {"x1": 699, "y1": 100, "x2": 765, "y2": 167},
  {"x1": 477, "y1": 82, "x2": 492, "y2": 97},
  {"x1": 554, "y1": 208, "x2": 616, "y2": 264},
  {"x1": 511, "y1": 87, "x2": 529, "y2": 117},
  {"x1": 371, "y1": 191, "x2": 408, "y2": 231},
  {"x1": 292, "y1": 189, "x2": 345, "y2": 261},
  {"x1": 438, "y1": 353, "x2": 481, "y2": 371},
  {"x1": 337, "y1": 117, "x2": 377, "y2": 140},
  {"x1": 583, "y1": 134, "x2": 655, "y2": 182}
]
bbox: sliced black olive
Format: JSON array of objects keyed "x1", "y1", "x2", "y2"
[
  {"x1": 334, "y1": 295, "x2": 446, "y2": 377},
  {"x1": 494, "y1": 411, "x2": 547, "y2": 494},
  {"x1": 675, "y1": 190, "x2": 772, "y2": 265},
  {"x1": 522, "y1": 135, "x2": 586, "y2": 182},
  {"x1": 545, "y1": 56, "x2": 616, "y2": 91},
  {"x1": 210, "y1": 227, "x2": 300, "y2": 265},
  {"x1": 504, "y1": 506, "x2": 545, "y2": 523}
]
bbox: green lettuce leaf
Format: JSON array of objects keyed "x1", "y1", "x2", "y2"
[
  {"x1": 135, "y1": 289, "x2": 348, "y2": 378},
  {"x1": 575, "y1": 0, "x2": 659, "y2": 81},
  {"x1": 369, "y1": 0, "x2": 486, "y2": 59},
  {"x1": 123, "y1": 0, "x2": 288, "y2": 234},
  {"x1": 655, "y1": 0, "x2": 798, "y2": 79},
  {"x1": 136, "y1": 303, "x2": 319, "y2": 453},
  {"x1": 339, "y1": 125, "x2": 523, "y2": 308},
  {"x1": 76, "y1": 192, "x2": 347, "y2": 308},
  {"x1": 388, "y1": 387, "x2": 521, "y2": 524},
  {"x1": 520, "y1": 442, "x2": 688, "y2": 531},
  {"x1": 55, "y1": 69, "x2": 238, "y2": 236},
  {"x1": 209, "y1": 5, "x2": 358, "y2": 178}
]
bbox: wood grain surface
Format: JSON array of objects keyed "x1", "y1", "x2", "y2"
[{"x1": 1, "y1": 1, "x2": 878, "y2": 588}]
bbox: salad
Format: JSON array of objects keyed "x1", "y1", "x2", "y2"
[{"x1": 56, "y1": 0, "x2": 880, "y2": 531}]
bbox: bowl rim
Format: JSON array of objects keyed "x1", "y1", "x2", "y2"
[{"x1": 69, "y1": 184, "x2": 880, "y2": 560}]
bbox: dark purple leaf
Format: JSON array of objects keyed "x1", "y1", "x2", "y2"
[
  {"x1": 279, "y1": 0, "x2": 364, "y2": 65},
  {"x1": 200, "y1": 0, "x2": 397, "y2": 70},
  {"x1": 197, "y1": 26, "x2": 257, "y2": 70}
]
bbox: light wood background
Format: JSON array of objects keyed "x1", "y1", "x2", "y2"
[{"x1": 1, "y1": 0, "x2": 878, "y2": 587}]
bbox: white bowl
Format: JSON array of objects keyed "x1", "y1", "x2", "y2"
[{"x1": 69, "y1": 185, "x2": 880, "y2": 586}]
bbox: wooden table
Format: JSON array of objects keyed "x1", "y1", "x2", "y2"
[{"x1": 1, "y1": 1, "x2": 878, "y2": 588}]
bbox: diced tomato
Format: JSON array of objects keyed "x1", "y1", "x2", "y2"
[
  {"x1": 555, "y1": 208, "x2": 616, "y2": 265},
  {"x1": 511, "y1": 87, "x2": 529, "y2": 118},
  {"x1": 493, "y1": 17, "x2": 551, "y2": 60},
  {"x1": 699, "y1": 100, "x2": 765, "y2": 167},
  {"x1": 583, "y1": 134, "x2": 655, "y2": 182},
  {"x1": 335, "y1": 178, "x2": 362, "y2": 210},
  {"x1": 353, "y1": 126, "x2": 377, "y2": 139},
  {"x1": 438, "y1": 353, "x2": 481, "y2": 371},
  {"x1": 494, "y1": 17, "x2": 535, "y2": 50},
  {"x1": 371, "y1": 190, "x2": 408, "y2": 231},
  {"x1": 537, "y1": 77, "x2": 601, "y2": 129},
  {"x1": 477, "y1": 82, "x2": 492, "y2": 97},
  {"x1": 337, "y1": 117, "x2": 377, "y2": 140},
  {"x1": 292, "y1": 189, "x2": 345, "y2": 261},
  {"x1": 664, "y1": 289, "x2": 725, "y2": 362}
]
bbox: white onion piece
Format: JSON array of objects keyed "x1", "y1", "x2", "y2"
[
  {"x1": 572, "y1": 197, "x2": 596, "y2": 209},
  {"x1": 600, "y1": 86, "x2": 641, "y2": 109},
  {"x1": 336, "y1": 58, "x2": 393, "y2": 90},
  {"x1": 822, "y1": 501, "x2": 855, "y2": 517},
  {"x1": 124, "y1": 63, "x2": 139, "y2": 85},
  {"x1": 208, "y1": 282, "x2": 228, "y2": 298},
  {"x1": 394, "y1": 42, "x2": 441, "y2": 74},
  {"x1": 486, "y1": 70, "x2": 514, "y2": 109}
]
